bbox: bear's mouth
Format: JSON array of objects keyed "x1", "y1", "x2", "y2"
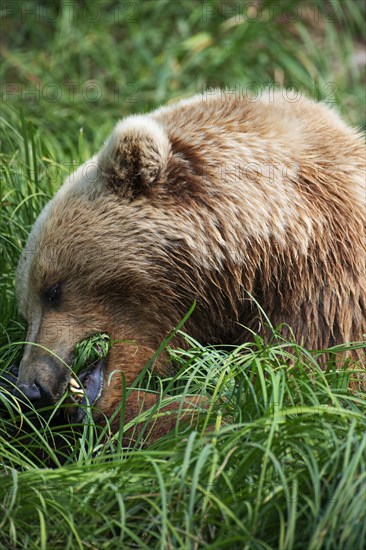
[{"x1": 66, "y1": 360, "x2": 105, "y2": 421}]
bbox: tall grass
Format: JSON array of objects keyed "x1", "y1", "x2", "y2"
[
  {"x1": 1, "y1": 335, "x2": 365, "y2": 548},
  {"x1": 1, "y1": 1, "x2": 365, "y2": 548}
]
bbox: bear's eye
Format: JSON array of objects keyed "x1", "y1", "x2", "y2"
[{"x1": 42, "y1": 283, "x2": 62, "y2": 309}]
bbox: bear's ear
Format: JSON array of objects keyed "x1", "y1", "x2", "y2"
[{"x1": 98, "y1": 116, "x2": 171, "y2": 194}]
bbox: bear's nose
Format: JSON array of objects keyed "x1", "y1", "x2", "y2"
[{"x1": 13, "y1": 382, "x2": 42, "y2": 402}]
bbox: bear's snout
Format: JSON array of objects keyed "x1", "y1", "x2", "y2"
[{"x1": 15, "y1": 352, "x2": 70, "y2": 407}]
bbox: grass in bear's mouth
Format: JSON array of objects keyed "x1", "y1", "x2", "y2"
[
  {"x1": 67, "y1": 334, "x2": 111, "y2": 416},
  {"x1": 72, "y1": 333, "x2": 111, "y2": 375}
]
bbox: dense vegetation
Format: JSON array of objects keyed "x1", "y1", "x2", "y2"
[{"x1": 1, "y1": 1, "x2": 365, "y2": 548}]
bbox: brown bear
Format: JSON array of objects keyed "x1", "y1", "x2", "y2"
[{"x1": 14, "y1": 90, "x2": 366, "y2": 441}]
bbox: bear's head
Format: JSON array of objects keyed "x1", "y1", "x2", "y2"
[{"x1": 14, "y1": 115, "x2": 207, "y2": 421}]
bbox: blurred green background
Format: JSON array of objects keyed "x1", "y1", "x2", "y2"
[{"x1": 2, "y1": 0, "x2": 365, "y2": 152}]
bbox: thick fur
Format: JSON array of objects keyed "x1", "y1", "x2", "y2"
[{"x1": 15, "y1": 90, "x2": 366, "y2": 440}]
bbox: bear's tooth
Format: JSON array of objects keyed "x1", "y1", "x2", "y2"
[
  {"x1": 69, "y1": 377, "x2": 80, "y2": 388},
  {"x1": 70, "y1": 386, "x2": 84, "y2": 395}
]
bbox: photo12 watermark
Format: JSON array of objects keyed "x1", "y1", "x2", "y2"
[
  {"x1": 201, "y1": 82, "x2": 339, "y2": 104},
  {"x1": 202, "y1": 1, "x2": 342, "y2": 24},
  {"x1": 1, "y1": 2, "x2": 138, "y2": 23},
  {"x1": 1, "y1": 81, "x2": 140, "y2": 105}
]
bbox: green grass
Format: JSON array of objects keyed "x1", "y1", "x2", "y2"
[
  {"x1": 1, "y1": 336, "x2": 365, "y2": 549},
  {"x1": 1, "y1": 1, "x2": 365, "y2": 548}
]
